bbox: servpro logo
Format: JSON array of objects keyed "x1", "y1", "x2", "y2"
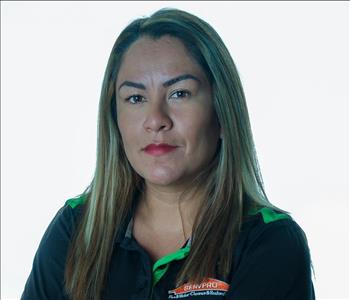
[{"x1": 168, "y1": 278, "x2": 229, "y2": 298}]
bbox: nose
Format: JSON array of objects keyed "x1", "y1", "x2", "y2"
[{"x1": 143, "y1": 100, "x2": 173, "y2": 133}]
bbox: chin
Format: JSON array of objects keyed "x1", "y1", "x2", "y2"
[
  {"x1": 145, "y1": 176, "x2": 180, "y2": 187},
  {"x1": 144, "y1": 171, "x2": 186, "y2": 188}
]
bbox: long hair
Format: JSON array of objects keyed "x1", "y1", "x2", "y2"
[{"x1": 64, "y1": 8, "x2": 308, "y2": 300}]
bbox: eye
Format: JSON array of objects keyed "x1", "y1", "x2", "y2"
[
  {"x1": 125, "y1": 94, "x2": 145, "y2": 104},
  {"x1": 170, "y1": 90, "x2": 191, "y2": 99}
]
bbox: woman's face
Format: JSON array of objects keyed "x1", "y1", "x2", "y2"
[{"x1": 116, "y1": 36, "x2": 221, "y2": 191}]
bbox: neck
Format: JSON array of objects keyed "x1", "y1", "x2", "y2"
[{"x1": 135, "y1": 183, "x2": 204, "y2": 238}]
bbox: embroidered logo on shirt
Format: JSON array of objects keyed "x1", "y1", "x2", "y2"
[{"x1": 168, "y1": 278, "x2": 229, "y2": 298}]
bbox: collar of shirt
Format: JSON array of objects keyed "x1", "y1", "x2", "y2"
[{"x1": 114, "y1": 213, "x2": 192, "y2": 248}]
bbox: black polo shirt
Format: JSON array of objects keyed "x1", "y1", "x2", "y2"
[{"x1": 21, "y1": 195, "x2": 315, "y2": 299}]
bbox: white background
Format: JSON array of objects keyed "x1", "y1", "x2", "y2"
[{"x1": 1, "y1": 1, "x2": 349, "y2": 299}]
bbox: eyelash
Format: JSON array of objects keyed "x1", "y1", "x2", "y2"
[
  {"x1": 125, "y1": 90, "x2": 191, "y2": 104},
  {"x1": 125, "y1": 94, "x2": 144, "y2": 104}
]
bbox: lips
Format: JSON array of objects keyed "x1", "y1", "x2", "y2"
[{"x1": 144, "y1": 143, "x2": 178, "y2": 156}]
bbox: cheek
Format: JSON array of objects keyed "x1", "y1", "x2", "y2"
[
  {"x1": 117, "y1": 114, "x2": 137, "y2": 148},
  {"x1": 178, "y1": 107, "x2": 219, "y2": 144},
  {"x1": 117, "y1": 115, "x2": 126, "y2": 140}
]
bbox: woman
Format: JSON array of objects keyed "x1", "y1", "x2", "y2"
[{"x1": 22, "y1": 8, "x2": 315, "y2": 300}]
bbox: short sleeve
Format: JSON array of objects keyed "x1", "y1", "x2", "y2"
[
  {"x1": 21, "y1": 204, "x2": 77, "y2": 300},
  {"x1": 227, "y1": 220, "x2": 315, "y2": 300}
]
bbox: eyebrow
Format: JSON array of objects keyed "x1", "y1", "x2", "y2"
[{"x1": 118, "y1": 74, "x2": 201, "y2": 91}]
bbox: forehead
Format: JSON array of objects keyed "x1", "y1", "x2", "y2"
[{"x1": 117, "y1": 36, "x2": 206, "y2": 83}]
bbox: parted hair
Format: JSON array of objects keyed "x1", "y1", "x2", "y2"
[{"x1": 64, "y1": 8, "x2": 303, "y2": 300}]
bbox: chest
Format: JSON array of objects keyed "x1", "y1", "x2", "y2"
[
  {"x1": 132, "y1": 214, "x2": 188, "y2": 262},
  {"x1": 102, "y1": 243, "x2": 230, "y2": 300}
]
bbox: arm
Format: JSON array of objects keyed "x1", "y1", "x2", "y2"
[
  {"x1": 21, "y1": 205, "x2": 76, "y2": 300},
  {"x1": 227, "y1": 220, "x2": 315, "y2": 300}
]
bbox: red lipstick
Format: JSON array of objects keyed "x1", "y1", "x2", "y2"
[{"x1": 144, "y1": 143, "x2": 177, "y2": 156}]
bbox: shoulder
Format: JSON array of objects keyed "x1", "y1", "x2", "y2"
[
  {"x1": 52, "y1": 193, "x2": 88, "y2": 233},
  {"x1": 21, "y1": 194, "x2": 88, "y2": 299},
  {"x1": 65, "y1": 193, "x2": 88, "y2": 210},
  {"x1": 227, "y1": 207, "x2": 314, "y2": 298},
  {"x1": 242, "y1": 206, "x2": 309, "y2": 253},
  {"x1": 31, "y1": 193, "x2": 88, "y2": 264},
  {"x1": 34, "y1": 193, "x2": 88, "y2": 258},
  {"x1": 42, "y1": 194, "x2": 87, "y2": 240},
  {"x1": 228, "y1": 206, "x2": 314, "y2": 297}
]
